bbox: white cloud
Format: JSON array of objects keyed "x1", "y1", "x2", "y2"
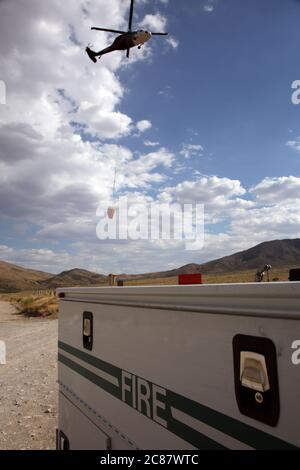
[
  {"x1": 144, "y1": 140, "x2": 160, "y2": 147},
  {"x1": 163, "y1": 176, "x2": 246, "y2": 204},
  {"x1": 140, "y1": 13, "x2": 167, "y2": 33},
  {"x1": 136, "y1": 120, "x2": 152, "y2": 133},
  {"x1": 180, "y1": 144, "x2": 204, "y2": 159},
  {"x1": 229, "y1": 201, "x2": 300, "y2": 244},
  {"x1": 203, "y1": 0, "x2": 218, "y2": 13},
  {"x1": 0, "y1": 244, "x2": 74, "y2": 274},
  {"x1": 0, "y1": 0, "x2": 148, "y2": 141},
  {"x1": 250, "y1": 176, "x2": 300, "y2": 203},
  {"x1": 2, "y1": 170, "x2": 300, "y2": 274},
  {"x1": 160, "y1": 176, "x2": 254, "y2": 226},
  {"x1": 81, "y1": 109, "x2": 133, "y2": 139},
  {"x1": 0, "y1": 0, "x2": 165, "y2": 228},
  {"x1": 122, "y1": 147, "x2": 175, "y2": 188},
  {"x1": 166, "y1": 36, "x2": 179, "y2": 50},
  {"x1": 203, "y1": 5, "x2": 214, "y2": 13},
  {"x1": 287, "y1": 136, "x2": 300, "y2": 152}
]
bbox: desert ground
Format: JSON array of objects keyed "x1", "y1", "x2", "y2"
[{"x1": 0, "y1": 300, "x2": 57, "y2": 450}]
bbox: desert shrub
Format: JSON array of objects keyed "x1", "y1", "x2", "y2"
[{"x1": 19, "y1": 296, "x2": 41, "y2": 317}]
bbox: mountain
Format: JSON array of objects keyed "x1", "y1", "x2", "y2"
[
  {"x1": 1, "y1": 239, "x2": 300, "y2": 292},
  {"x1": 121, "y1": 238, "x2": 300, "y2": 280},
  {"x1": 192, "y1": 238, "x2": 300, "y2": 274},
  {"x1": 41, "y1": 268, "x2": 106, "y2": 288},
  {"x1": 120, "y1": 263, "x2": 203, "y2": 281},
  {"x1": 0, "y1": 260, "x2": 52, "y2": 292},
  {"x1": 0, "y1": 263, "x2": 106, "y2": 293}
]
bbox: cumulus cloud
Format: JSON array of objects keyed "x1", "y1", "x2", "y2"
[
  {"x1": 140, "y1": 13, "x2": 167, "y2": 32},
  {"x1": 0, "y1": 244, "x2": 74, "y2": 273},
  {"x1": 122, "y1": 148, "x2": 175, "y2": 188},
  {"x1": 0, "y1": 0, "x2": 147, "y2": 142},
  {"x1": 136, "y1": 120, "x2": 152, "y2": 133},
  {"x1": 2, "y1": 170, "x2": 300, "y2": 273},
  {"x1": 229, "y1": 202, "x2": 300, "y2": 245},
  {"x1": 0, "y1": 123, "x2": 43, "y2": 163},
  {"x1": 250, "y1": 176, "x2": 300, "y2": 203},
  {"x1": 0, "y1": 0, "x2": 164, "y2": 225},
  {"x1": 161, "y1": 176, "x2": 249, "y2": 216}
]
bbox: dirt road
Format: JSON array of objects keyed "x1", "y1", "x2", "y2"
[{"x1": 0, "y1": 301, "x2": 58, "y2": 450}]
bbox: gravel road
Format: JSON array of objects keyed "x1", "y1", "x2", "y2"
[{"x1": 0, "y1": 301, "x2": 58, "y2": 450}]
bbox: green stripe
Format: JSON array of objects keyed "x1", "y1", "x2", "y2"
[
  {"x1": 58, "y1": 340, "x2": 121, "y2": 381},
  {"x1": 59, "y1": 351, "x2": 224, "y2": 450},
  {"x1": 58, "y1": 353, "x2": 121, "y2": 399},
  {"x1": 167, "y1": 416, "x2": 227, "y2": 450},
  {"x1": 58, "y1": 341, "x2": 299, "y2": 450},
  {"x1": 168, "y1": 390, "x2": 298, "y2": 450}
]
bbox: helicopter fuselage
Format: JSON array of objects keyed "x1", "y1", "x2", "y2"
[
  {"x1": 132, "y1": 30, "x2": 152, "y2": 46},
  {"x1": 113, "y1": 30, "x2": 152, "y2": 50}
]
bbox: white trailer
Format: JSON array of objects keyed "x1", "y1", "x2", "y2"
[{"x1": 57, "y1": 282, "x2": 300, "y2": 450}]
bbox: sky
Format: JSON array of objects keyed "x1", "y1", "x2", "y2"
[{"x1": 0, "y1": 0, "x2": 300, "y2": 274}]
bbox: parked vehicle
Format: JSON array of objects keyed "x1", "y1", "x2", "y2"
[{"x1": 57, "y1": 282, "x2": 300, "y2": 450}]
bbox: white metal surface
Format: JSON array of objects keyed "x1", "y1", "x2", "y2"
[
  {"x1": 58, "y1": 392, "x2": 111, "y2": 450},
  {"x1": 57, "y1": 282, "x2": 300, "y2": 319},
  {"x1": 57, "y1": 282, "x2": 300, "y2": 450}
]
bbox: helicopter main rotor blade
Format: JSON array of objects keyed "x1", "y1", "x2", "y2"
[
  {"x1": 91, "y1": 27, "x2": 126, "y2": 34},
  {"x1": 128, "y1": 0, "x2": 134, "y2": 32},
  {"x1": 151, "y1": 32, "x2": 169, "y2": 36}
]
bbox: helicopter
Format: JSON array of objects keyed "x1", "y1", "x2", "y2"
[{"x1": 86, "y1": 0, "x2": 168, "y2": 63}]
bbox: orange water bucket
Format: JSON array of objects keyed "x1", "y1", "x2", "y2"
[{"x1": 107, "y1": 207, "x2": 116, "y2": 219}]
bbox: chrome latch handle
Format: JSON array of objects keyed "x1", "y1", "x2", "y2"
[{"x1": 240, "y1": 351, "x2": 270, "y2": 392}]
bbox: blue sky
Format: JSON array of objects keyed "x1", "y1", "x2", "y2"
[
  {"x1": 123, "y1": 0, "x2": 300, "y2": 184},
  {"x1": 0, "y1": 0, "x2": 300, "y2": 274}
]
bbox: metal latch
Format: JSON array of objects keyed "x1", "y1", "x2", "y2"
[
  {"x1": 233, "y1": 335, "x2": 280, "y2": 426},
  {"x1": 57, "y1": 430, "x2": 70, "y2": 450},
  {"x1": 83, "y1": 318, "x2": 92, "y2": 337},
  {"x1": 240, "y1": 351, "x2": 270, "y2": 392},
  {"x1": 83, "y1": 311, "x2": 93, "y2": 351}
]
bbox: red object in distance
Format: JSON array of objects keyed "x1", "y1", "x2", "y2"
[{"x1": 178, "y1": 273, "x2": 203, "y2": 285}]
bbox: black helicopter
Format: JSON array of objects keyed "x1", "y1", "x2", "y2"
[{"x1": 86, "y1": 0, "x2": 168, "y2": 63}]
